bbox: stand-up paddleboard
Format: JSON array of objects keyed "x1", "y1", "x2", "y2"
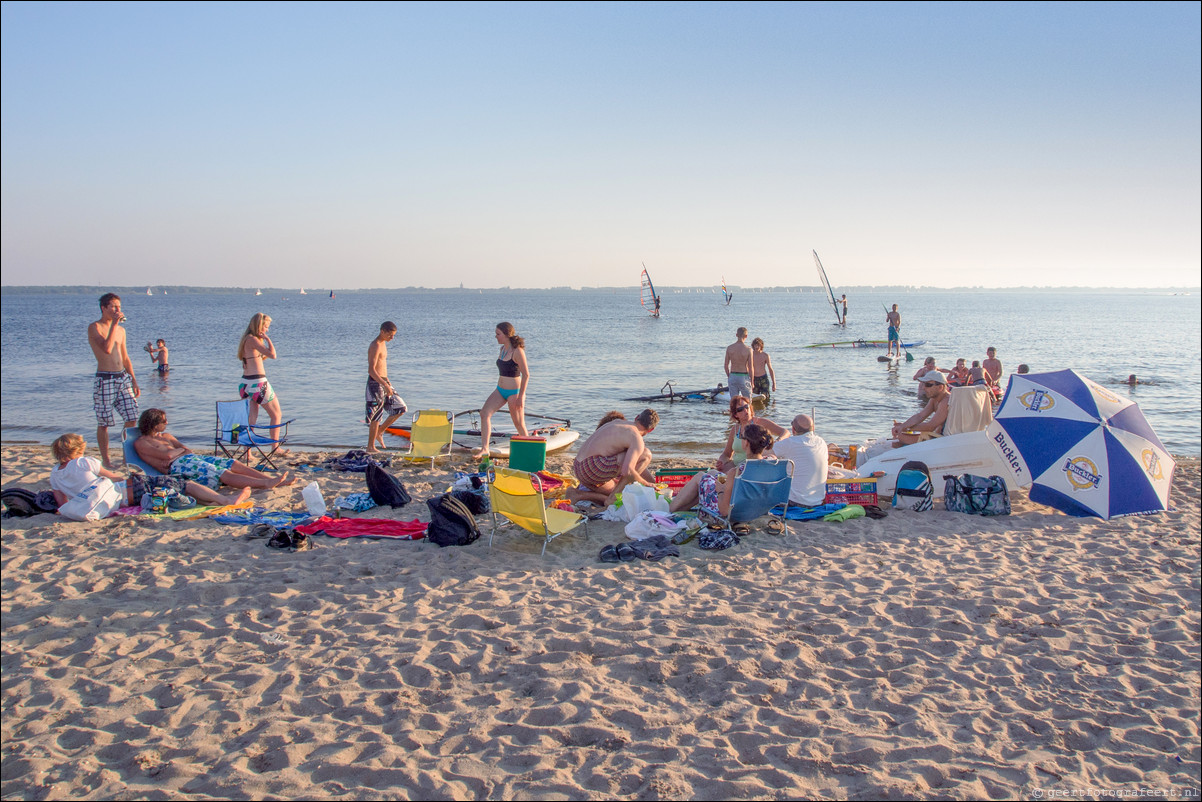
[
  {"x1": 387, "y1": 411, "x2": 579, "y2": 457},
  {"x1": 806, "y1": 339, "x2": 925, "y2": 349},
  {"x1": 878, "y1": 353, "x2": 901, "y2": 366}
]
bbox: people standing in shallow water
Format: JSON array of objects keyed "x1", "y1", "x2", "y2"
[
  {"x1": 146, "y1": 339, "x2": 169, "y2": 374},
  {"x1": 473, "y1": 322, "x2": 529, "y2": 459},
  {"x1": 751, "y1": 338, "x2": 776, "y2": 400},
  {"x1": 237, "y1": 313, "x2": 282, "y2": 428}
]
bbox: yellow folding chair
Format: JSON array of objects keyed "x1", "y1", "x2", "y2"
[
  {"x1": 488, "y1": 467, "x2": 588, "y2": 556},
  {"x1": 399, "y1": 410, "x2": 455, "y2": 467}
]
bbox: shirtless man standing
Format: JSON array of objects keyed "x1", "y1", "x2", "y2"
[
  {"x1": 569, "y1": 409, "x2": 658, "y2": 506},
  {"x1": 983, "y1": 347, "x2": 1003, "y2": 389},
  {"x1": 366, "y1": 321, "x2": 407, "y2": 453},
  {"x1": 88, "y1": 293, "x2": 140, "y2": 468},
  {"x1": 724, "y1": 327, "x2": 754, "y2": 399},
  {"x1": 886, "y1": 304, "x2": 902, "y2": 357}
]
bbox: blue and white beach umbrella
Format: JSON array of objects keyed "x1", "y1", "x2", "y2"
[{"x1": 986, "y1": 369, "x2": 1175, "y2": 519}]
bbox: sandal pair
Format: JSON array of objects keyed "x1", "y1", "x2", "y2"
[
  {"x1": 266, "y1": 529, "x2": 314, "y2": 552},
  {"x1": 765, "y1": 518, "x2": 786, "y2": 535}
]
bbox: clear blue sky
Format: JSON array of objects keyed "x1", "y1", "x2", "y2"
[{"x1": 2, "y1": 1, "x2": 1198, "y2": 289}]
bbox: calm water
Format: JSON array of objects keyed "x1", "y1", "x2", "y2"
[{"x1": 2, "y1": 288, "x2": 1198, "y2": 459}]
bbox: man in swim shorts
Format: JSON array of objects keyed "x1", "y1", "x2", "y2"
[
  {"x1": 88, "y1": 293, "x2": 141, "y2": 469},
  {"x1": 133, "y1": 408, "x2": 294, "y2": 491},
  {"x1": 569, "y1": 409, "x2": 658, "y2": 506},
  {"x1": 366, "y1": 321, "x2": 407, "y2": 453},
  {"x1": 724, "y1": 327, "x2": 754, "y2": 399},
  {"x1": 886, "y1": 304, "x2": 901, "y2": 357}
]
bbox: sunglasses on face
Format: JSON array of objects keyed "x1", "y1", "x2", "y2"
[{"x1": 923, "y1": 382, "x2": 940, "y2": 388}]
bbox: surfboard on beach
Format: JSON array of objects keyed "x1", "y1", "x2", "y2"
[{"x1": 386, "y1": 411, "x2": 578, "y2": 457}]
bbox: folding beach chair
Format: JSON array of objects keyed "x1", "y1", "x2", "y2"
[
  {"x1": 122, "y1": 427, "x2": 163, "y2": 476},
  {"x1": 398, "y1": 410, "x2": 455, "y2": 467},
  {"x1": 214, "y1": 399, "x2": 293, "y2": 470},
  {"x1": 728, "y1": 458, "x2": 794, "y2": 524},
  {"x1": 488, "y1": 467, "x2": 588, "y2": 556}
]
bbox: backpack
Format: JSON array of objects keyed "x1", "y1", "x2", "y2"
[
  {"x1": 1, "y1": 488, "x2": 39, "y2": 518},
  {"x1": 943, "y1": 474, "x2": 1011, "y2": 516},
  {"x1": 891, "y1": 460, "x2": 934, "y2": 511},
  {"x1": 450, "y1": 488, "x2": 490, "y2": 516},
  {"x1": 366, "y1": 463, "x2": 412, "y2": 508},
  {"x1": 426, "y1": 493, "x2": 481, "y2": 547}
]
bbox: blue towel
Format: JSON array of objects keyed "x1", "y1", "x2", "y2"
[
  {"x1": 770, "y1": 502, "x2": 847, "y2": 521},
  {"x1": 333, "y1": 493, "x2": 378, "y2": 512},
  {"x1": 210, "y1": 510, "x2": 315, "y2": 527}
]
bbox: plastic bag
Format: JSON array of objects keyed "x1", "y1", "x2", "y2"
[
  {"x1": 616, "y1": 484, "x2": 670, "y2": 522},
  {"x1": 302, "y1": 482, "x2": 327, "y2": 518},
  {"x1": 624, "y1": 510, "x2": 687, "y2": 540}
]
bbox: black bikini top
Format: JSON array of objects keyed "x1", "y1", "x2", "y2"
[{"x1": 497, "y1": 348, "x2": 520, "y2": 378}]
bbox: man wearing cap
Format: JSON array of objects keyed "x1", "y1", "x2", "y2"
[
  {"x1": 891, "y1": 371, "x2": 951, "y2": 446},
  {"x1": 768, "y1": 414, "x2": 829, "y2": 506}
]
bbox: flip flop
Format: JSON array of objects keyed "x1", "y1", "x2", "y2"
[
  {"x1": 732, "y1": 522, "x2": 752, "y2": 535},
  {"x1": 598, "y1": 544, "x2": 620, "y2": 563},
  {"x1": 290, "y1": 531, "x2": 314, "y2": 552},
  {"x1": 616, "y1": 543, "x2": 637, "y2": 562},
  {"x1": 249, "y1": 523, "x2": 278, "y2": 540},
  {"x1": 765, "y1": 518, "x2": 786, "y2": 535},
  {"x1": 266, "y1": 530, "x2": 292, "y2": 549}
]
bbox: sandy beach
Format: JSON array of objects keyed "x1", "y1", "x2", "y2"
[{"x1": 2, "y1": 443, "x2": 1198, "y2": 800}]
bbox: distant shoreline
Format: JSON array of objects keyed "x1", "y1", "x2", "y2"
[{"x1": 3, "y1": 285, "x2": 1198, "y2": 294}]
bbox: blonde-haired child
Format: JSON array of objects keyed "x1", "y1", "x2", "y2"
[{"x1": 49, "y1": 434, "x2": 250, "y2": 512}]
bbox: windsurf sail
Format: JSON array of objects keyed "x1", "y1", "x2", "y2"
[
  {"x1": 813, "y1": 250, "x2": 841, "y2": 324},
  {"x1": 722, "y1": 278, "x2": 733, "y2": 305},
  {"x1": 640, "y1": 263, "x2": 660, "y2": 316}
]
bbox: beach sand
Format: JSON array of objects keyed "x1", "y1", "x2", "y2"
[{"x1": 2, "y1": 444, "x2": 1199, "y2": 800}]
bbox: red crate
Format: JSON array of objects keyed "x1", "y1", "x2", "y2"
[
  {"x1": 823, "y1": 478, "x2": 878, "y2": 507},
  {"x1": 654, "y1": 469, "x2": 702, "y2": 491}
]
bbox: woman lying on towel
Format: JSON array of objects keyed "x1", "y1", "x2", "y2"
[{"x1": 670, "y1": 424, "x2": 775, "y2": 519}]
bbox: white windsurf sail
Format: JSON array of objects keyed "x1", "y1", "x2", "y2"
[
  {"x1": 640, "y1": 263, "x2": 660, "y2": 316},
  {"x1": 813, "y1": 250, "x2": 842, "y2": 324}
]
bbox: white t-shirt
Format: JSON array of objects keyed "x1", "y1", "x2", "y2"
[
  {"x1": 49, "y1": 456, "x2": 105, "y2": 499},
  {"x1": 769, "y1": 432, "x2": 829, "y2": 506}
]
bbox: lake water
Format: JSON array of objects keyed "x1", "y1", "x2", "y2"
[{"x1": 1, "y1": 288, "x2": 1198, "y2": 459}]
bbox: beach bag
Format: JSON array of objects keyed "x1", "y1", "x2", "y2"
[
  {"x1": 1, "y1": 488, "x2": 54, "y2": 518},
  {"x1": 943, "y1": 474, "x2": 1011, "y2": 516},
  {"x1": 624, "y1": 510, "x2": 687, "y2": 540},
  {"x1": 425, "y1": 494, "x2": 481, "y2": 547},
  {"x1": 366, "y1": 463, "x2": 412, "y2": 508},
  {"x1": 450, "y1": 488, "x2": 490, "y2": 515},
  {"x1": 891, "y1": 461, "x2": 933, "y2": 512},
  {"x1": 59, "y1": 478, "x2": 123, "y2": 521}
]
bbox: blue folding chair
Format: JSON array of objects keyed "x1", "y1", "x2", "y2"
[
  {"x1": 122, "y1": 427, "x2": 163, "y2": 476},
  {"x1": 214, "y1": 399, "x2": 294, "y2": 470},
  {"x1": 729, "y1": 458, "x2": 794, "y2": 523}
]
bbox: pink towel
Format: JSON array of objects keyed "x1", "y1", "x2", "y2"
[{"x1": 295, "y1": 516, "x2": 427, "y2": 540}]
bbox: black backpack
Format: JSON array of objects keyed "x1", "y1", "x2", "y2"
[
  {"x1": 426, "y1": 494, "x2": 481, "y2": 547},
  {"x1": 1, "y1": 488, "x2": 57, "y2": 518},
  {"x1": 450, "y1": 488, "x2": 490, "y2": 515},
  {"x1": 366, "y1": 463, "x2": 412, "y2": 508}
]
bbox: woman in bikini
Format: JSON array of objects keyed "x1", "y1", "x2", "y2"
[
  {"x1": 716, "y1": 396, "x2": 788, "y2": 473},
  {"x1": 237, "y1": 313, "x2": 283, "y2": 428},
  {"x1": 473, "y1": 322, "x2": 529, "y2": 459}
]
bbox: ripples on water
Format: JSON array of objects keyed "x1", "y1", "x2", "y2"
[{"x1": 2, "y1": 288, "x2": 1198, "y2": 459}]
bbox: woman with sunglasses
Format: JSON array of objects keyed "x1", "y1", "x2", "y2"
[
  {"x1": 672, "y1": 424, "x2": 775, "y2": 520},
  {"x1": 716, "y1": 396, "x2": 788, "y2": 473}
]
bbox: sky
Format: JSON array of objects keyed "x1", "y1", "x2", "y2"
[{"x1": 1, "y1": 1, "x2": 1199, "y2": 289}]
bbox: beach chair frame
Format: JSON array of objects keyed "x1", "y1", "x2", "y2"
[
  {"x1": 487, "y1": 467, "x2": 588, "y2": 556},
  {"x1": 213, "y1": 399, "x2": 293, "y2": 470},
  {"x1": 399, "y1": 409, "x2": 455, "y2": 468}
]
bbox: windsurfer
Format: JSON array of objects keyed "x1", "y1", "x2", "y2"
[
  {"x1": 840, "y1": 294, "x2": 848, "y2": 326},
  {"x1": 724, "y1": 327, "x2": 754, "y2": 399}
]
